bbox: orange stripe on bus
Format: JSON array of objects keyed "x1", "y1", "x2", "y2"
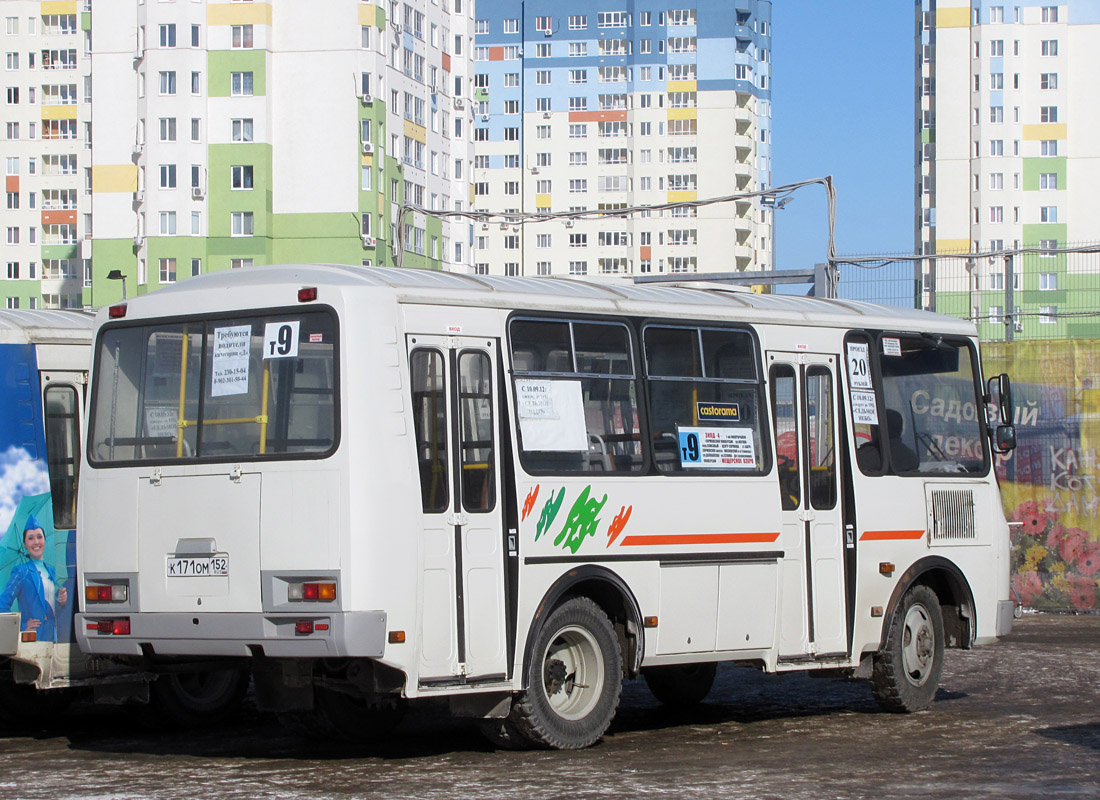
[
  {"x1": 860, "y1": 530, "x2": 925, "y2": 541},
  {"x1": 620, "y1": 532, "x2": 780, "y2": 546}
]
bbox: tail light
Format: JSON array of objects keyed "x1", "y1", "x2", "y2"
[
  {"x1": 90, "y1": 619, "x2": 131, "y2": 635},
  {"x1": 85, "y1": 583, "x2": 129, "y2": 603},
  {"x1": 288, "y1": 581, "x2": 337, "y2": 602}
]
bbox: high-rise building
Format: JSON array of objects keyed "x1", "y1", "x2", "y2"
[
  {"x1": 471, "y1": 0, "x2": 773, "y2": 278},
  {"x1": 917, "y1": 1, "x2": 1100, "y2": 338},
  {"x1": 2, "y1": 0, "x2": 91, "y2": 310},
  {"x1": 87, "y1": 0, "x2": 473, "y2": 306}
]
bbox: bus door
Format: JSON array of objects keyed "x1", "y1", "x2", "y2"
[
  {"x1": 408, "y1": 335, "x2": 509, "y2": 684},
  {"x1": 768, "y1": 352, "x2": 848, "y2": 659}
]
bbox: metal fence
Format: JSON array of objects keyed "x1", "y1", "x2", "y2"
[{"x1": 834, "y1": 243, "x2": 1100, "y2": 342}]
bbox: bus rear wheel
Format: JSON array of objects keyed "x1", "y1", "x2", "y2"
[
  {"x1": 147, "y1": 668, "x2": 249, "y2": 728},
  {"x1": 280, "y1": 687, "x2": 406, "y2": 742},
  {"x1": 871, "y1": 584, "x2": 945, "y2": 713},
  {"x1": 643, "y1": 662, "x2": 717, "y2": 706},
  {"x1": 508, "y1": 596, "x2": 622, "y2": 750}
]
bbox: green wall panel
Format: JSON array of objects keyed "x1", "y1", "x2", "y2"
[
  {"x1": 1022, "y1": 157, "x2": 1066, "y2": 191},
  {"x1": 207, "y1": 50, "x2": 267, "y2": 97}
]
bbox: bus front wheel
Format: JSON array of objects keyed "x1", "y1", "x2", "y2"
[
  {"x1": 871, "y1": 584, "x2": 945, "y2": 713},
  {"x1": 510, "y1": 596, "x2": 622, "y2": 749}
]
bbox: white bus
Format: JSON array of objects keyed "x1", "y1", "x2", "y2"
[
  {"x1": 76, "y1": 266, "x2": 1017, "y2": 748},
  {"x1": 0, "y1": 310, "x2": 245, "y2": 726}
]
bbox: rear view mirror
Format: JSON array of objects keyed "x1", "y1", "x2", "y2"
[{"x1": 987, "y1": 373, "x2": 1016, "y2": 453}]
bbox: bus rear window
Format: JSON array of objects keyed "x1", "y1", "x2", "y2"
[{"x1": 89, "y1": 310, "x2": 337, "y2": 464}]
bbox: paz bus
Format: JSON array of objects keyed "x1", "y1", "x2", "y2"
[
  {"x1": 75, "y1": 265, "x2": 1017, "y2": 749},
  {"x1": 0, "y1": 310, "x2": 245, "y2": 725}
]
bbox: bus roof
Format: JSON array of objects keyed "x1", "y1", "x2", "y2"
[
  {"x1": 100, "y1": 264, "x2": 978, "y2": 337},
  {"x1": 0, "y1": 309, "x2": 95, "y2": 345}
]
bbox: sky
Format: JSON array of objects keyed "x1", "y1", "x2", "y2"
[{"x1": 771, "y1": 1, "x2": 915, "y2": 271}]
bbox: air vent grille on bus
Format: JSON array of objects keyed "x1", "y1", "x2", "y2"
[{"x1": 930, "y1": 489, "x2": 976, "y2": 541}]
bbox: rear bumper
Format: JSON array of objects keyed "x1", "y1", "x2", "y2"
[{"x1": 76, "y1": 610, "x2": 387, "y2": 659}]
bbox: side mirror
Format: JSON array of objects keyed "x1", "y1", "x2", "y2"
[
  {"x1": 997, "y1": 373, "x2": 1014, "y2": 427},
  {"x1": 996, "y1": 424, "x2": 1016, "y2": 452}
]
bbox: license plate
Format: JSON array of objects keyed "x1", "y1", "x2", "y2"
[{"x1": 167, "y1": 556, "x2": 229, "y2": 577}]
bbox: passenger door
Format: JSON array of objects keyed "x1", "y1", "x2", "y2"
[
  {"x1": 769, "y1": 352, "x2": 848, "y2": 659},
  {"x1": 408, "y1": 335, "x2": 509, "y2": 684}
]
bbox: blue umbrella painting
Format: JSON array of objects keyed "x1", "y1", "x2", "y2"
[{"x1": 0, "y1": 493, "x2": 67, "y2": 643}]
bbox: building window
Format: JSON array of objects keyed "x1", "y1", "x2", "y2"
[
  {"x1": 1040, "y1": 206, "x2": 1057, "y2": 223},
  {"x1": 231, "y1": 71, "x2": 254, "y2": 96},
  {"x1": 1040, "y1": 73, "x2": 1057, "y2": 90},
  {"x1": 1041, "y1": 6, "x2": 1058, "y2": 23},
  {"x1": 989, "y1": 72, "x2": 1003, "y2": 89},
  {"x1": 230, "y1": 258, "x2": 253, "y2": 269},
  {"x1": 159, "y1": 24, "x2": 176, "y2": 48},
  {"x1": 989, "y1": 206, "x2": 1003, "y2": 223},
  {"x1": 159, "y1": 258, "x2": 176, "y2": 283},
  {"x1": 159, "y1": 164, "x2": 177, "y2": 188},
  {"x1": 1039, "y1": 172, "x2": 1058, "y2": 190},
  {"x1": 231, "y1": 211, "x2": 254, "y2": 236},
  {"x1": 1040, "y1": 106, "x2": 1058, "y2": 123},
  {"x1": 231, "y1": 165, "x2": 253, "y2": 189},
  {"x1": 568, "y1": 15, "x2": 587, "y2": 30},
  {"x1": 990, "y1": 140, "x2": 1003, "y2": 157},
  {"x1": 232, "y1": 118, "x2": 253, "y2": 142},
  {"x1": 569, "y1": 42, "x2": 587, "y2": 57},
  {"x1": 989, "y1": 173, "x2": 1003, "y2": 190},
  {"x1": 159, "y1": 71, "x2": 176, "y2": 95},
  {"x1": 232, "y1": 25, "x2": 253, "y2": 48},
  {"x1": 569, "y1": 261, "x2": 587, "y2": 275},
  {"x1": 1041, "y1": 40, "x2": 1058, "y2": 56},
  {"x1": 1039, "y1": 273, "x2": 1057, "y2": 291},
  {"x1": 159, "y1": 211, "x2": 176, "y2": 235},
  {"x1": 1039, "y1": 306, "x2": 1057, "y2": 324},
  {"x1": 159, "y1": 117, "x2": 176, "y2": 141}
]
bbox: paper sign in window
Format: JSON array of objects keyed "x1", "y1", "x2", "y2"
[
  {"x1": 851, "y1": 390, "x2": 880, "y2": 425},
  {"x1": 211, "y1": 325, "x2": 252, "y2": 397},
  {"x1": 263, "y1": 320, "x2": 300, "y2": 359},
  {"x1": 847, "y1": 342, "x2": 873, "y2": 390},
  {"x1": 677, "y1": 426, "x2": 757, "y2": 469},
  {"x1": 144, "y1": 406, "x2": 179, "y2": 440},
  {"x1": 516, "y1": 378, "x2": 589, "y2": 451}
]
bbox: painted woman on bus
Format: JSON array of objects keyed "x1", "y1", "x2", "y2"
[{"x1": 0, "y1": 515, "x2": 67, "y2": 641}]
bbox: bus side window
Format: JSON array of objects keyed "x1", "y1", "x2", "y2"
[
  {"x1": 644, "y1": 325, "x2": 767, "y2": 474},
  {"x1": 770, "y1": 364, "x2": 800, "y2": 510},
  {"x1": 458, "y1": 350, "x2": 495, "y2": 513},
  {"x1": 410, "y1": 349, "x2": 449, "y2": 513},
  {"x1": 44, "y1": 384, "x2": 80, "y2": 530}
]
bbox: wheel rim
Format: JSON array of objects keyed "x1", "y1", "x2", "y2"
[
  {"x1": 901, "y1": 602, "x2": 936, "y2": 687},
  {"x1": 541, "y1": 624, "x2": 605, "y2": 721}
]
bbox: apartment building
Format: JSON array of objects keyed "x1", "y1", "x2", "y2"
[
  {"x1": 471, "y1": 0, "x2": 773, "y2": 278},
  {"x1": 2, "y1": 0, "x2": 90, "y2": 310},
  {"x1": 917, "y1": 0, "x2": 1100, "y2": 338},
  {"x1": 87, "y1": 0, "x2": 474, "y2": 306}
]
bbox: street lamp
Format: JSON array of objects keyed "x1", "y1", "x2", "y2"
[{"x1": 106, "y1": 269, "x2": 127, "y2": 300}]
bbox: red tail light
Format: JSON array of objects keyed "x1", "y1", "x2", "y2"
[
  {"x1": 298, "y1": 287, "x2": 317, "y2": 302},
  {"x1": 295, "y1": 620, "x2": 314, "y2": 635},
  {"x1": 109, "y1": 303, "x2": 127, "y2": 318}
]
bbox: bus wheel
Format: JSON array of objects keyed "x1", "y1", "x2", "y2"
[
  {"x1": 511, "y1": 596, "x2": 622, "y2": 750},
  {"x1": 477, "y1": 717, "x2": 534, "y2": 750},
  {"x1": 871, "y1": 584, "x2": 945, "y2": 713},
  {"x1": 643, "y1": 662, "x2": 717, "y2": 706},
  {"x1": 148, "y1": 668, "x2": 249, "y2": 728}
]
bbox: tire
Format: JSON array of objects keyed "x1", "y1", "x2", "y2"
[
  {"x1": 477, "y1": 717, "x2": 535, "y2": 750},
  {"x1": 281, "y1": 687, "x2": 406, "y2": 742},
  {"x1": 871, "y1": 584, "x2": 945, "y2": 713},
  {"x1": 508, "y1": 596, "x2": 622, "y2": 750},
  {"x1": 147, "y1": 668, "x2": 249, "y2": 729},
  {"x1": 643, "y1": 662, "x2": 717, "y2": 706}
]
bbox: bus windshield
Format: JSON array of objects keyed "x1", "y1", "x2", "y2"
[
  {"x1": 89, "y1": 310, "x2": 336, "y2": 464},
  {"x1": 878, "y1": 335, "x2": 986, "y2": 474}
]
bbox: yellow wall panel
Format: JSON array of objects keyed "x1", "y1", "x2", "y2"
[
  {"x1": 936, "y1": 7, "x2": 971, "y2": 27},
  {"x1": 1023, "y1": 123, "x2": 1067, "y2": 140},
  {"x1": 41, "y1": 1, "x2": 77, "y2": 14},
  {"x1": 404, "y1": 120, "x2": 427, "y2": 144},
  {"x1": 207, "y1": 2, "x2": 272, "y2": 26},
  {"x1": 935, "y1": 238, "x2": 971, "y2": 253},
  {"x1": 667, "y1": 108, "x2": 698, "y2": 121},
  {"x1": 92, "y1": 165, "x2": 138, "y2": 193},
  {"x1": 667, "y1": 80, "x2": 697, "y2": 92},
  {"x1": 535, "y1": 194, "x2": 551, "y2": 209},
  {"x1": 667, "y1": 191, "x2": 698, "y2": 203},
  {"x1": 41, "y1": 105, "x2": 77, "y2": 120}
]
